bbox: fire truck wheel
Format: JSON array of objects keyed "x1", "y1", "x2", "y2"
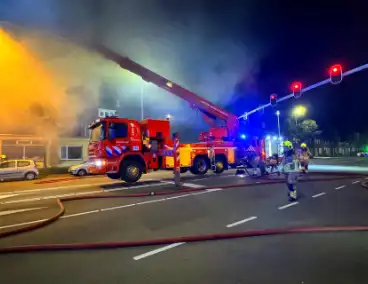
[
  {"x1": 120, "y1": 160, "x2": 143, "y2": 183},
  {"x1": 191, "y1": 156, "x2": 209, "y2": 175}
]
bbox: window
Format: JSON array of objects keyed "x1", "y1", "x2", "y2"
[
  {"x1": 17, "y1": 161, "x2": 31, "y2": 167},
  {"x1": 0, "y1": 161, "x2": 16, "y2": 168},
  {"x1": 108, "y1": 123, "x2": 128, "y2": 139},
  {"x1": 60, "y1": 146, "x2": 83, "y2": 160},
  {"x1": 90, "y1": 122, "x2": 106, "y2": 141}
]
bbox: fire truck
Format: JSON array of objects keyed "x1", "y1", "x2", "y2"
[{"x1": 88, "y1": 44, "x2": 265, "y2": 183}]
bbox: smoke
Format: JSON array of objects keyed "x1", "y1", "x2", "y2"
[{"x1": 0, "y1": 0, "x2": 263, "y2": 137}]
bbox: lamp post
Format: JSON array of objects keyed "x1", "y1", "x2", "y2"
[
  {"x1": 276, "y1": 110, "x2": 281, "y2": 155},
  {"x1": 140, "y1": 85, "x2": 144, "y2": 120},
  {"x1": 276, "y1": 110, "x2": 281, "y2": 138}
]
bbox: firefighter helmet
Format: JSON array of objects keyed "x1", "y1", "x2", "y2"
[
  {"x1": 301, "y1": 143, "x2": 307, "y2": 148},
  {"x1": 283, "y1": 140, "x2": 293, "y2": 149}
]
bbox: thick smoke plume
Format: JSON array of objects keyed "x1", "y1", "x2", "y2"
[{"x1": 0, "y1": 0, "x2": 263, "y2": 140}]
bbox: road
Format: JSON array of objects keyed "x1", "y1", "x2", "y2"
[{"x1": 0, "y1": 161, "x2": 368, "y2": 284}]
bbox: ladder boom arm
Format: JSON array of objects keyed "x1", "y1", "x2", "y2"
[{"x1": 93, "y1": 44, "x2": 239, "y2": 135}]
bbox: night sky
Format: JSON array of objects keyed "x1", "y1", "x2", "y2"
[
  {"x1": 226, "y1": 1, "x2": 368, "y2": 140},
  {"x1": 1, "y1": 0, "x2": 368, "y2": 140}
]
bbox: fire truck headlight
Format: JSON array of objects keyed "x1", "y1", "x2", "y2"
[{"x1": 95, "y1": 159, "x2": 105, "y2": 167}]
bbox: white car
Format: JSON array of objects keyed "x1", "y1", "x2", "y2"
[
  {"x1": 68, "y1": 161, "x2": 90, "y2": 176},
  {"x1": 0, "y1": 159, "x2": 39, "y2": 181}
]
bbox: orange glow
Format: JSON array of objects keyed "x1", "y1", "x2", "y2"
[{"x1": 0, "y1": 28, "x2": 74, "y2": 137}]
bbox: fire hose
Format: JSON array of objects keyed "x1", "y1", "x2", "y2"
[{"x1": 0, "y1": 172, "x2": 367, "y2": 254}]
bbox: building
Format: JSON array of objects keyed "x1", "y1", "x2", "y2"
[{"x1": 0, "y1": 108, "x2": 117, "y2": 168}]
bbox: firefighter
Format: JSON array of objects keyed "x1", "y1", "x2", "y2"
[
  {"x1": 300, "y1": 143, "x2": 311, "y2": 173},
  {"x1": 143, "y1": 136, "x2": 151, "y2": 151},
  {"x1": 282, "y1": 140, "x2": 299, "y2": 201}
]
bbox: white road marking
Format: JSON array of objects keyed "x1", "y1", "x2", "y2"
[
  {"x1": 60, "y1": 210, "x2": 99, "y2": 218},
  {"x1": 0, "y1": 181, "x2": 118, "y2": 195},
  {"x1": 0, "y1": 207, "x2": 48, "y2": 217},
  {"x1": 165, "y1": 194, "x2": 191, "y2": 200},
  {"x1": 312, "y1": 192, "x2": 326, "y2": 198},
  {"x1": 0, "y1": 194, "x2": 18, "y2": 200},
  {"x1": 165, "y1": 182, "x2": 204, "y2": 188},
  {"x1": 136, "y1": 199, "x2": 166, "y2": 205},
  {"x1": 0, "y1": 187, "x2": 224, "y2": 231},
  {"x1": 100, "y1": 203, "x2": 136, "y2": 211},
  {"x1": 0, "y1": 219, "x2": 47, "y2": 230},
  {"x1": 352, "y1": 181, "x2": 360, "y2": 184},
  {"x1": 0, "y1": 181, "x2": 174, "y2": 205},
  {"x1": 278, "y1": 202, "x2": 299, "y2": 210},
  {"x1": 191, "y1": 177, "x2": 211, "y2": 181},
  {"x1": 0, "y1": 178, "x2": 159, "y2": 196},
  {"x1": 335, "y1": 185, "x2": 346, "y2": 190},
  {"x1": 205, "y1": 188, "x2": 223, "y2": 193},
  {"x1": 133, "y1": 242, "x2": 185, "y2": 260},
  {"x1": 226, "y1": 216, "x2": 257, "y2": 228}
]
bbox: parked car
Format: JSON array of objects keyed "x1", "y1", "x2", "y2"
[
  {"x1": 0, "y1": 159, "x2": 39, "y2": 181},
  {"x1": 68, "y1": 161, "x2": 106, "y2": 176},
  {"x1": 357, "y1": 152, "x2": 368, "y2": 157}
]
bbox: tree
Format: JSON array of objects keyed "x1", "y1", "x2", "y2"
[
  {"x1": 285, "y1": 118, "x2": 320, "y2": 143},
  {"x1": 300, "y1": 119, "x2": 318, "y2": 138}
]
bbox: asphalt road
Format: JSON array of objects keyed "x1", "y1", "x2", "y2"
[{"x1": 0, "y1": 169, "x2": 367, "y2": 284}]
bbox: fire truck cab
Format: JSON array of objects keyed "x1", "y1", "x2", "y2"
[{"x1": 88, "y1": 116, "x2": 195, "y2": 183}]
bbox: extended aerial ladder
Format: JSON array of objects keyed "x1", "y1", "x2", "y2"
[
  {"x1": 89, "y1": 44, "x2": 265, "y2": 175},
  {"x1": 91, "y1": 44, "x2": 239, "y2": 142}
]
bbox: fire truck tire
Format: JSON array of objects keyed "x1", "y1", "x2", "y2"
[
  {"x1": 191, "y1": 156, "x2": 209, "y2": 175},
  {"x1": 120, "y1": 160, "x2": 143, "y2": 183}
]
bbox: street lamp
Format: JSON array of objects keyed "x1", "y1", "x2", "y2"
[
  {"x1": 140, "y1": 85, "x2": 144, "y2": 120},
  {"x1": 275, "y1": 110, "x2": 281, "y2": 138},
  {"x1": 166, "y1": 114, "x2": 172, "y2": 120},
  {"x1": 292, "y1": 105, "x2": 306, "y2": 125},
  {"x1": 275, "y1": 110, "x2": 281, "y2": 155}
]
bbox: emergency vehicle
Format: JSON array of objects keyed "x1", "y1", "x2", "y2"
[{"x1": 88, "y1": 45, "x2": 266, "y2": 183}]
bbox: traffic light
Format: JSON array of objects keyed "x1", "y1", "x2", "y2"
[
  {"x1": 291, "y1": 82, "x2": 302, "y2": 98},
  {"x1": 270, "y1": 93, "x2": 277, "y2": 106},
  {"x1": 329, "y1": 64, "x2": 343, "y2": 84}
]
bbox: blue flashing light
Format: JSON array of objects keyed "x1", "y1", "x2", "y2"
[
  {"x1": 240, "y1": 134, "x2": 246, "y2": 139},
  {"x1": 273, "y1": 136, "x2": 277, "y2": 140}
]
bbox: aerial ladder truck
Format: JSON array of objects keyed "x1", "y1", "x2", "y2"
[{"x1": 87, "y1": 44, "x2": 265, "y2": 183}]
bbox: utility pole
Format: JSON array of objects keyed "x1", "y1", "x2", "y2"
[{"x1": 140, "y1": 85, "x2": 144, "y2": 120}]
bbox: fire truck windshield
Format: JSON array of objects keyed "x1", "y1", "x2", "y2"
[{"x1": 89, "y1": 122, "x2": 106, "y2": 141}]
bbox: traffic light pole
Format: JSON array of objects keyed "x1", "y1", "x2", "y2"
[{"x1": 239, "y1": 63, "x2": 368, "y2": 120}]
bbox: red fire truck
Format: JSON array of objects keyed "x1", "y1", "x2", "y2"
[{"x1": 88, "y1": 45, "x2": 265, "y2": 183}]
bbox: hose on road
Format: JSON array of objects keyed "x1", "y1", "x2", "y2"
[
  {"x1": 0, "y1": 171, "x2": 366, "y2": 254},
  {"x1": 1, "y1": 226, "x2": 367, "y2": 254}
]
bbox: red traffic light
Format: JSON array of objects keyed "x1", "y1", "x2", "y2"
[
  {"x1": 291, "y1": 82, "x2": 302, "y2": 98},
  {"x1": 330, "y1": 64, "x2": 342, "y2": 74},
  {"x1": 270, "y1": 93, "x2": 277, "y2": 106},
  {"x1": 329, "y1": 64, "x2": 343, "y2": 84},
  {"x1": 292, "y1": 82, "x2": 302, "y2": 90}
]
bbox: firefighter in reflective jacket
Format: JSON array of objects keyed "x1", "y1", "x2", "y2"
[
  {"x1": 143, "y1": 137, "x2": 151, "y2": 151},
  {"x1": 282, "y1": 140, "x2": 300, "y2": 201},
  {"x1": 299, "y1": 143, "x2": 311, "y2": 173}
]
